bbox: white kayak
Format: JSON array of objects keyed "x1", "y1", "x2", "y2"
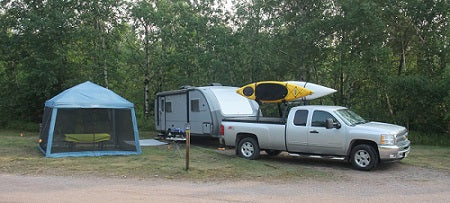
[{"x1": 285, "y1": 81, "x2": 337, "y2": 100}]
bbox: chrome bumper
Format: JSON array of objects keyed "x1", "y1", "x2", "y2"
[{"x1": 378, "y1": 140, "x2": 410, "y2": 160}]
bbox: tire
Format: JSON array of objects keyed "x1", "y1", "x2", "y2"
[
  {"x1": 350, "y1": 144, "x2": 379, "y2": 171},
  {"x1": 237, "y1": 137, "x2": 260, "y2": 160},
  {"x1": 265, "y1": 149, "x2": 282, "y2": 156}
]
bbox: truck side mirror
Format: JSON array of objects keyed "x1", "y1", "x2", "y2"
[
  {"x1": 335, "y1": 122, "x2": 341, "y2": 129},
  {"x1": 326, "y1": 118, "x2": 341, "y2": 129},
  {"x1": 326, "y1": 118, "x2": 334, "y2": 129}
]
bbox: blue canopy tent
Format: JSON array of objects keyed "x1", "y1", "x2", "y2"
[{"x1": 38, "y1": 81, "x2": 141, "y2": 157}]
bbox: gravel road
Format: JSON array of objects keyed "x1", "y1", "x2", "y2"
[{"x1": 1, "y1": 162, "x2": 449, "y2": 203}]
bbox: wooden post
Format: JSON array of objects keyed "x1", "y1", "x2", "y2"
[{"x1": 185, "y1": 123, "x2": 190, "y2": 170}]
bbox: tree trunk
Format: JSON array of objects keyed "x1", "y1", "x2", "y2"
[
  {"x1": 397, "y1": 39, "x2": 407, "y2": 76},
  {"x1": 144, "y1": 73, "x2": 150, "y2": 119},
  {"x1": 102, "y1": 34, "x2": 108, "y2": 88},
  {"x1": 144, "y1": 24, "x2": 151, "y2": 119},
  {"x1": 157, "y1": 41, "x2": 164, "y2": 93},
  {"x1": 339, "y1": 63, "x2": 344, "y2": 106},
  {"x1": 385, "y1": 93, "x2": 394, "y2": 117}
]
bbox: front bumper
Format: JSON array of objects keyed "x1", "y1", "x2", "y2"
[{"x1": 378, "y1": 140, "x2": 410, "y2": 160}]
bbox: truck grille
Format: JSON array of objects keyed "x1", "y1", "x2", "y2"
[{"x1": 396, "y1": 130, "x2": 408, "y2": 143}]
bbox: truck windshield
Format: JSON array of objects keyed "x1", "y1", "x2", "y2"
[{"x1": 335, "y1": 109, "x2": 367, "y2": 126}]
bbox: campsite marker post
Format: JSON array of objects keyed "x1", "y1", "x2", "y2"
[{"x1": 185, "y1": 123, "x2": 190, "y2": 170}]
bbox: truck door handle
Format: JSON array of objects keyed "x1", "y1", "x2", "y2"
[{"x1": 310, "y1": 130, "x2": 319, "y2": 134}]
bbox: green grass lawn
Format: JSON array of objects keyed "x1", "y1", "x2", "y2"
[
  {"x1": 1, "y1": 130, "x2": 449, "y2": 181},
  {"x1": 0, "y1": 130, "x2": 331, "y2": 181},
  {"x1": 402, "y1": 145, "x2": 450, "y2": 171}
]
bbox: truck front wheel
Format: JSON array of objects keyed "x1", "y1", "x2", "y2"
[
  {"x1": 238, "y1": 137, "x2": 260, "y2": 160},
  {"x1": 350, "y1": 144, "x2": 379, "y2": 171}
]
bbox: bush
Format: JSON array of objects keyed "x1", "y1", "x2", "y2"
[
  {"x1": 2, "y1": 120, "x2": 40, "y2": 132},
  {"x1": 137, "y1": 116, "x2": 155, "y2": 131},
  {"x1": 387, "y1": 75, "x2": 448, "y2": 133},
  {"x1": 408, "y1": 131, "x2": 450, "y2": 146}
]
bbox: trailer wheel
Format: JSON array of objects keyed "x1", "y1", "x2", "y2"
[
  {"x1": 265, "y1": 149, "x2": 282, "y2": 156},
  {"x1": 237, "y1": 137, "x2": 260, "y2": 160},
  {"x1": 350, "y1": 144, "x2": 379, "y2": 171}
]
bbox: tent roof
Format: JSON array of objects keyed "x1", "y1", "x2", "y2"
[{"x1": 45, "y1": 81, "x2": 134, "y2": 108}]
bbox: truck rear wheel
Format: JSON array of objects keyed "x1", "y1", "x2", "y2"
[
  {"x1": 350, "y1": 144, "x2": 379, "y2": 171},
  {"x1": 237, "y1": 137, "x2": 260, "y2": 160}
]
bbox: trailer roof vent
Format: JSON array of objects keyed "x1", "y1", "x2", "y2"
[{"x1": 209, "y1": 83, "x2": 222, "y2": 86}]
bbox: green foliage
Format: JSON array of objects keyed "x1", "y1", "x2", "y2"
[
  {"x1": 137, "y1": 116, "x2": 156, "y2": 131},
  {"x1": 1, "y1": 121, "x2": 40, "y2": 132},
  {"x1": 0, "y1": 0, "x2": 449, "y2": 134},
  {"x1": 408, "y1": 131, "x2": 450, "y2": 146},
  {"x1": 387, "y1": 75, "x2": 448, "y2": 132}
]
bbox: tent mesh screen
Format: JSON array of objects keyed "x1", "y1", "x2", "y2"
[
  {"x1": 39, "y1": 107, "x2": 53, "y2": 151},
  {"x1": 50, "y1": 108, "x2": 137, "y2": 153}
]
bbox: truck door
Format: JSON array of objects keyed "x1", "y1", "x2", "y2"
[
  {"x1": 307, "y1": 110, "x2": 345, "y2": 155},
  {"x1": 285, "y1": 110, "x2": 309, "y2": 152}
]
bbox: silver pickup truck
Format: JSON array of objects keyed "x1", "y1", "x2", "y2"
[{"x1": 221, "y1": 105, "x2": 410, "y2": 170}]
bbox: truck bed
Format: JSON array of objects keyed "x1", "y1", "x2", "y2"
[{"x1": 222, "y1": 117, "x2": 286, "y2": 125}]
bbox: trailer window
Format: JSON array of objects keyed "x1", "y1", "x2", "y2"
[
  {"x1": 165, "y1": 102, "x2": 172, "y2": 112},
  {"x1": 293, "y1": 110, "x2": 308, "y2": 126},
  {"x1": 191, "y1": 99, "x2": 200, "y2": 112},
  {"x1": 160, "y1": 99, "x2": 165, "y2": 111}
]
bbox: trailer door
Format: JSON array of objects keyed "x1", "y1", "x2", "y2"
[{"x1": 158, "y1": 97, "x2": 166, "y2": 131}]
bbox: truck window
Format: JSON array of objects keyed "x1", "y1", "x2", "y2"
[
  {"x1": 191, "y1": 99, "x2": 200, "y2": 112},
  {"x1": 293, "y1": 110, "x2": 308, "y2": 126},
  {"x1": 311, "y1": 110, "x2": 337, "y2": 127},
  {"x1": 165, "y1": 102, "x2": 172, "y2": 112}
]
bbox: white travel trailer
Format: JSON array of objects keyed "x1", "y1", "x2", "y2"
[{"x1": 154, "y1": 84, "x2": 260, "y2": 138}]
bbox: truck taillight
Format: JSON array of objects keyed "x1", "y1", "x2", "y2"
[{"x1": 220, "y1": 124, "x2": 224, "y2": 136}]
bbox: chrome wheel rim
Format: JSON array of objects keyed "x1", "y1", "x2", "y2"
[
  {"x1": 241, "y1": 142, "x2": 254, "y2": 158},
  {"x1": 354, "y1": 150, "x2": 371, "y2": 168}
]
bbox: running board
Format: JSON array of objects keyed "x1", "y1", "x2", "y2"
[{"x1": 288, "y1": 153, "x2": 345, "y2": 160}]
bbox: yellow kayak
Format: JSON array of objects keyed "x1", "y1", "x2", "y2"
[{"x1": 236, "y1": 81, "x2": 313, "y2": 103}]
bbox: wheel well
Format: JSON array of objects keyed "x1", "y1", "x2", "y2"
[
  {"x1": 235, "y1": 133, "x2": 259, "y2": 154},
  {"x1": 348, "y1": 139, "x2": 379, "y2": 159}
]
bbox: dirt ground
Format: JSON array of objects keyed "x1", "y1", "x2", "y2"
[{"x1": 1, "y1": 162, "x2": 449, "y2": 203}]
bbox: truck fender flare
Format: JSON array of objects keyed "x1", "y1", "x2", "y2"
[{"x1": 347, "y1": 139, "x2": 379, "y2": 160}]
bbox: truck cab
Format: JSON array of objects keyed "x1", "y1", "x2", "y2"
[{"x1": 221, "y1": 105, "x2": 411, "y2": 170}]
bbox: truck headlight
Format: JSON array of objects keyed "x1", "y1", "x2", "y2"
[{"x1": 381, "y1": 134, "x2": 396, "y2": 145}]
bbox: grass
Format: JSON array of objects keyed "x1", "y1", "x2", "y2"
[
  {"x1": 0, "y1": 130, "x2": 330, "y2": 181},
  {"x1": 1, "y1": 130, "x2": 449, "y2": 181},
  {"x1": 402, "y1": 145, "x2": 450, "y2": 171}
]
